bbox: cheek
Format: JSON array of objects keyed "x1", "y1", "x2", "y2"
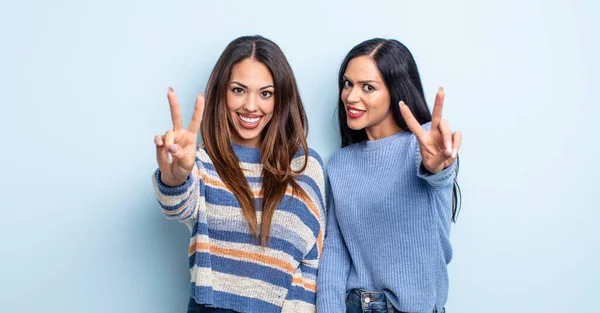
[
  {"x1": 226, "y1": 93, "x2": 243, "y2": 114},
  {"x1": 367, "y1": 93, "x2": 390, "y2": 111},
  {"x1": 340, "y1": 90, "x2": 349, "y2": 103},
  {"x1": 225, "y1": 92, "x2": 234, "y2": 110},
  {"x1": 262, "y1": 99, "x2": 275, "y2": 120}
]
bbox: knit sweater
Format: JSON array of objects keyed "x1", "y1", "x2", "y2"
[
  {"x1": 152, "y1": 144, "x2": 326, "y2": 313},
  {"x1": 316, "y1": 126, "x2": 456, "y2": 313}
]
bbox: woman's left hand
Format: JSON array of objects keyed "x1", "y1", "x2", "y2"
[{"x1": 399, "y1": 87, "x2": 462, "y2": 174}]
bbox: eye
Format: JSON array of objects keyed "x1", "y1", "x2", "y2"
[
  {"x1": 232, "y1": 87, "x2": 244, "y2": 93},
  {"x1": 343, "y1": 80, "x2": 352, "y2": 88},
  {"x1": 261, "y1": 91, "x2": 273, "y2": 98},
  {"x1": 362, "y1": 84, "x2": 375, "y2": 92}
]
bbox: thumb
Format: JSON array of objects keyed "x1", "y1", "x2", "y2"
[
  {"x1": 168, "y1": 144, "x2": 186, "y2": 161},
  {"x1": 169, "y1": 144, "x2": 195, "y2": 171}
]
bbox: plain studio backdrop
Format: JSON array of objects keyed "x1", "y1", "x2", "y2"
[{"x1": 1, "y1": 0, "x2": 598, "y2": 312}]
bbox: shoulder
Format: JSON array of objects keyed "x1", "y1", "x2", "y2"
[
  {"x1": 293, "y1": 147, "x2": 327, "y2": 210},
  {"x1": 327, "y1": 142, "x2": 361, "y2": 171},
  {"x1": 195, "y1": 144, "x2": 212, "y2": 168},
  {"x1": 293, "y1": 147, "x2": 326, "y2": 195},
  {"x1": 293, "y1": 146, "x2": 325, "y2": 173}
]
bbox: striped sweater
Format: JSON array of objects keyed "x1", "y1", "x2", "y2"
[{"x1": 152, "y1": 143, "x2": 326, "y2": 313}]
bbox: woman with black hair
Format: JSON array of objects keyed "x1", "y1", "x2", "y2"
[{"x1": 317, "y1": 39, "x2": 462, "y2": 313}]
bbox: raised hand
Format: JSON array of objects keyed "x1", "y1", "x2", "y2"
[
  {"x1": 399, "y1": 87, "x2": 462, "y2": 174},
  {"x1": 154, "y1": 87, "x2": 205, "y2": 186}
]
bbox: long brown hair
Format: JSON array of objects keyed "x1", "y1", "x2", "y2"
[{"x1": 201, "y1": 35, "x2": 310, "y2": 245}]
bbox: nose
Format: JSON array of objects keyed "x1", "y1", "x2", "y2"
[
  {"x1": 243, "y1": 94, "x2": 258, "y2": 112},
  {"x1": 346, "y1": 87, "x2": 360, "y2": 104}
]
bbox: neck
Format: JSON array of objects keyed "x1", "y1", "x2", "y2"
[
  {"x1": 365, "y1": 112, "x2": 401, "y2": 141},
  {"x1": 231, "y1": 135, "x2": 262, "y2": 148}
]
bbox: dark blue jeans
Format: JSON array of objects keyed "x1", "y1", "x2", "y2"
[
  {"x1": 187, "y1": 298, "x2": 239, "y2": 313},
  {"x1": 345, "y1": 289, "x2": 445, "y2": 313}
]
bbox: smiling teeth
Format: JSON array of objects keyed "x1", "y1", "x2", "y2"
[
  {"x1": 240, "y1": 115, "x2": 260, "y2": 123},
  {"x1": 349, "y1": 109, "x2": 363, "y2": 114}
]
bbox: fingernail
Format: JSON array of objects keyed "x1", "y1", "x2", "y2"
[
  {"x1": 439, "y1": 86, "x2": 444, "y2": 92},
  {"x1": 168, "y1": 87, "x2": 174, "y2": 92},
  {"x1": 399, "y1": 101, "x2": 404, "y2": 107},
  {"x1": 168, "y1": 144, "x2": 179, "y2": 154},
  {"x1": 452, "y1": 149, "x2": 457, "y2": 158}
]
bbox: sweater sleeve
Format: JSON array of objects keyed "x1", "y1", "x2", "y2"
[
  {"x1": 316, "y1": 174, "x2": 351, "y2": 313},
  {"x1": 415, "y1": 153, "x2": 456, "y2": 188},
  {"x1": 151, "y1": 146, "x2": 205, "y2": 223},
  {"x1": 281, "y1": 148, "x2": 327, "y2": 313},
  {"x1": 281, "y1": 243, "x2": 321, "y2": 313}
]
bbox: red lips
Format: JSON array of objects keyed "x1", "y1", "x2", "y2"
[
  {"x1": 347, "y1": 106, "x2": 366, "y2": 119},
  {"x1": 237, "y1": 113, "x2": 262, "y2": 129}
]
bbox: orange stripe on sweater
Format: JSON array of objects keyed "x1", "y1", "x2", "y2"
[
  {"x1": 289, "y1": 187, "x2": 324, "y2": 254},
  {"x1": 292, "y1": 277, "x2": 317, "y2": 292},
  {"x1": 286, "y1": 187, "x2": 322, "y2": 220},
  {"x1": 316, "y1": 230, "x2": 324, "y2": 256},
  {"x1": 188, "y1": 242, "x2": 295, "y2": 274},
  {"x1": 200, "y1": 171, "x2": 261, "y2": 197},
  {"x1": 162, "y1": 190, "x2": 194, "y2": 216}
]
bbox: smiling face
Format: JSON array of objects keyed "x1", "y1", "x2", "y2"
[
  {"x1": 341, "y1": 55, "x2": 400, "y2": 140},
  {"x1": 226, "y1": 58, "x2": 275, "y2": 148}
]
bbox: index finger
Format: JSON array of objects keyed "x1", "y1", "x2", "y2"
[
  {"x1": 431, "y1": 87, "x2": 445, "y2": 127},
  {"x1": 167, "y1": 87, "x2": 183, "y2": 131},
  {"x1": 399, "y1": 101, "x2": 425, "y2": 139},
  {"x1": 187, "y1": 92, "x2": 205, "y2": 134}
]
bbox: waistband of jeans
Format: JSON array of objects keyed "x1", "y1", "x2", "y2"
[
  {"x1": 346, "y1": 289, "x2": 444, "y2": 313},
  {"x1": 347, "y1": 289, "x2": 393, "y2": 311}
]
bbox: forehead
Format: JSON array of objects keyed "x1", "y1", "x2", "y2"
[
  {"x1": 344, "y1": 56, "x2": 383, "y2": 81},
  {"x1": 230, "y1": 58, "x2": 274, "y2": 87}
]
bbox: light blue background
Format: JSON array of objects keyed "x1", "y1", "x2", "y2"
[{"x1": 1, "y1": 0, "x2": 598, "y2": 312}]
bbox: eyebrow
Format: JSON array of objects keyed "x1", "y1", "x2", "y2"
[
  {"x1": 231, "y1": 81, "x2": 274, "y2": 90},
  {"x1": 343, "y1": 76, "x2": 381, "y2": 84}
]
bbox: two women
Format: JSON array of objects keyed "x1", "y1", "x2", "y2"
[{"x1": 152, "y1": 36, "x2": 461, "y2": 313}]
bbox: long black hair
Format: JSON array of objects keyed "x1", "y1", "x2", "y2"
[{"x1": 337, "y1": 38, "x2": 462, "y2": 221}]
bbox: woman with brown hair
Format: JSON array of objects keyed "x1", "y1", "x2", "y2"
[{"x1": 152, "y1": 35, "x2": 325, "y2": 313}]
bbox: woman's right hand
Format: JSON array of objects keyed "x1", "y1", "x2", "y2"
[{"x1": 154, "y1": 87, "x2": 205, "y2": 187}]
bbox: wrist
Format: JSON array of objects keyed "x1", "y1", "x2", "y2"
[
  {"x1": 160, "y1": 173, "x2": 187, "y2": 187},
  {"x1": 421, "y1": 163, "x2": 442, "y2": 174}
]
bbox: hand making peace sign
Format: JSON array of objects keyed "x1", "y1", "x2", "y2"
[
  {"x1": 154, "y1": 87, "x2": 205, "y2": 186},
  {"x1": 400, "y1": 87, "x2": 462, "y2": 174}
]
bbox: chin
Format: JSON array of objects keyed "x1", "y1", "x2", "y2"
[
  {"x1": 239, "y1": 132, "x2": 261, "y2": 141},
  {"x1": 233, "y1": 125, "x2": 264, "y2": 144},
  {"x1": 346, "y1": 120, "x2": 366, "y2": 131}
]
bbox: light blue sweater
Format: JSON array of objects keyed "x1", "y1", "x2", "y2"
[{"x1": 316, "y1": 127, "x2": 456, "y2": 313}]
